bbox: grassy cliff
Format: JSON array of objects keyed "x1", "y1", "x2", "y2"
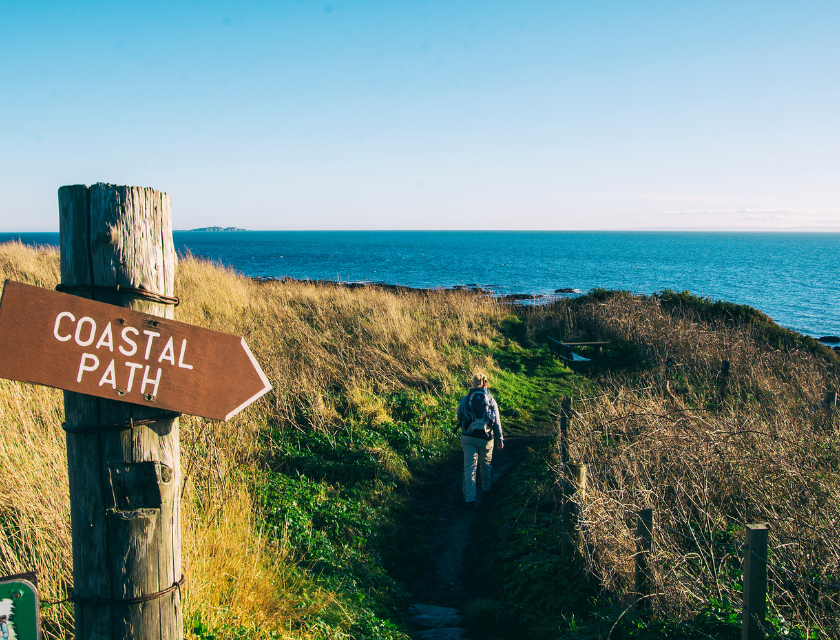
[{"x1": 2, "y1": 242, "x2": 838, "y2": 639}]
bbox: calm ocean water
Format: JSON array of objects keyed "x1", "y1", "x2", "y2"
[{"x1": 3, "y1": 231, "x2": 838, "y2": 338}]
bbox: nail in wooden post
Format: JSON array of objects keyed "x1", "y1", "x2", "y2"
[
  {"x1": 635, "y1": 509, "x2": 653, "y2": 620},
  {"x1": 742, "y1": 524, "x2": 768, "y2": 640},
  {"x1": 559, "y1": 396, "x2": 571, "y2": 465},
  {"x1": 59, "y1": 184, "x2": 182, "y2": 640},
  {"x1": 561, "y1": 463, "x2": 586, "y2": 560}
]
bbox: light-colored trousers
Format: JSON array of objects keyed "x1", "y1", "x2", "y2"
[{"x1": 461, "y1": 434, "x2": 494, "y2": 503}]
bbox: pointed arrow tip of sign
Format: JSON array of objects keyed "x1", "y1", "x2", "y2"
[{"x1": 223, "y1": 338, "x2": 272, "y2": 421}]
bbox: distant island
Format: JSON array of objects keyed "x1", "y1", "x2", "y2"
[{"x1": 188, "y1": 226, "x2": 247, "y2": 232}]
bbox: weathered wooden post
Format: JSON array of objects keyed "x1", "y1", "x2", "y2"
[
  {"x1": 826, "y1": 390, "x2": 837, "y2": 407},
  {"x1": 742, "y1": 524, "x2": 768, "y2": 640},
  {"x1": 664, "y1": 356, "x2": 673, "y2": 398},
  {"x1": 561, "y1": 463, "x2": 586, "y2": 560},
  {"x1": 719, "y1": 359, "x2": 730, "y2": 401},
  {"x1": 59, "y1": 184, "x2": 182, "y2": 639},
  {"x1": 634, "y1": 509, "x2": 653, "y2": 620},
  {"x1": 559, "y1": 396, "x2": 571, "y2": 464}
]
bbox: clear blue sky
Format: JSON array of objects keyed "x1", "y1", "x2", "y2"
[{"x1": 1, "y1": 0, "x2": 838, "y2": 231}]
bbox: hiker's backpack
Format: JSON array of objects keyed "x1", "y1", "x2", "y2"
[{"x1": 464, "y1": 388, "x2": 496, "y2": 436}]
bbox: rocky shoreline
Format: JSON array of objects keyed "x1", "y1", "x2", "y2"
[
  {"x1": 249, "y1": 275, "x2": 583, "y2": 303},
  {"x1": 248, "y1": 276, "x2": 839, "y2": 342}
]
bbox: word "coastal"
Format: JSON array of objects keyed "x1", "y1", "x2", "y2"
[{"x1": 53, "y1": 311, "x2": 194, "y2": 398}]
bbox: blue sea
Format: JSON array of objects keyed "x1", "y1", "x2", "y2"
[{"x1": 3, "y1": 231, "x2": 838, "y2": 338}]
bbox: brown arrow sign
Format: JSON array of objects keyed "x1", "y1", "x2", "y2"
[{"x1": 0, "y1": 280, "x2": 272, "y2": 421}]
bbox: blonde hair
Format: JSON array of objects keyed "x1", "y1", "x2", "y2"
[{"x1": 472, "y1": 372, "x2": 488, "y2": 388}]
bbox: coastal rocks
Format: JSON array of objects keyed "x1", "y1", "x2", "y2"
[
  {"x1": 499, "y1": 293, "x2": 543, "y2": 302},
  {"x1": 555, "y1": 288, "x2": 576, "y2": 294},
  {"x1": 819, "y1": 336, "x2": 840, "y2": 344},
  {"x1": 453, "y1": 284, "x2": 495, "y2": 294}
]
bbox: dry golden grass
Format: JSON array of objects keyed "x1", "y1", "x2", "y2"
[
  {"x1": 536, "y1": 293, "x2": 840, "y2": 634},
  {"x1": 0, "y1": 242, "x2": 504, "y2": 639},
  {"x1": 0, "y1": 240, "x2": 61, "y2": 288},
  {"x1": 0, "y1": 242, "x2": 73, "y2": 634},
  {"x1": 182, "y1": 490, "x2": 334, "y2": 639},
  {"x1": 0, "y1": 379, "x2": 72, "y2": 635}
]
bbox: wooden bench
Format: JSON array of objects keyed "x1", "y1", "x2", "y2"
[
  {"x1": 548, "y1": 337, "x2": 591, "y2": 372},
  {"x1": 562, "y1": 341, "x2": 610, "y2": 356}
]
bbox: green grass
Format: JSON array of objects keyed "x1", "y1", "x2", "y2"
[
  {"x1": 492, "y1": 342, "x2": 578, "y2": 435},
  {"x1": 469, "y1": 438, "x2": 597, "y2": 640},
  {"x1": 252, "y1": 387, "x2": 467, "y2": 638}
]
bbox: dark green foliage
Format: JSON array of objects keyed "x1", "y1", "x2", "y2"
[
  {"x1": 470, "y1": 439, "x2": 601, "y2": 639},
  {"x1": 587, "y1": 288, "x2": 633, "y2": 302},
  {"x1": 500, "y1": 315, "x2": 528, "y2": 343},
  {"x1": 656, "y1": 289, "x2": 833, "y2": 358},
  {"x1": 189, "y1": 620, "x2": 306, "y2": 640},
  {"x1": 657, "y1": 289, "x2": 772, "y2": 325}
]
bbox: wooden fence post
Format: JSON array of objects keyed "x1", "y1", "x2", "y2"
[
  {"x1": 559, "y1": 396, "x2": 571, "y2": 464},
  {"x1": 664, "y1": 357, "x2": 673, "y2": 397},
  {"x1": 59, "y1": 183, "x2": 182, "y2": 639},
  {"x1": 635, "y1": 509, "x2": 653, "y2": 620},
  {"x1": 561, "y1": 463, "x2": 586, "y2": 560},
  {"x1": 826, "y1": 390, "x2": 837, "y2": 406},
  {"x1": 742, "y1": 524, "x2": 768, "y2": 640},
  {"x1": 720, "y1": 359, "x2": 730, "y2": 400}
]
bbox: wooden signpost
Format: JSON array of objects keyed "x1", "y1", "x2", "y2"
[
  {"x1": 0, "y1": 183, "x2": 272, "y2": 639},
  {"x1": 0, "y1": 280, "x2": 271, "y2": 421}
]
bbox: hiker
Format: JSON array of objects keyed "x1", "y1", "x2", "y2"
[{"x1": 457, "y1": 372, "x2": 504, "y2": 506}]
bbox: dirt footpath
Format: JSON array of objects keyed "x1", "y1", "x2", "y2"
[{"x1": 407, "y1": 435, "x2": 545, "y2": 638}]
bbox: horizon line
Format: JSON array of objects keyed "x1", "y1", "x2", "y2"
[{"x1": 3, "y1": 226, "x2": 840, "y2": 234}]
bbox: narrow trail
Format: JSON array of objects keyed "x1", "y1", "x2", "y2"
[{"x1": 406, "y1": 434, "x2": 547, "y2": 640}]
